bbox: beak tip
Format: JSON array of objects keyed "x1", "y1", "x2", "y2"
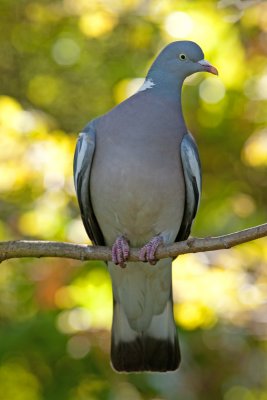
[
  {"x1": 210, "y1": 66, "x2": 219, "y2": 76},
  {"x1": 198, "y1": 59, "x2": 218, "y2": 76}
]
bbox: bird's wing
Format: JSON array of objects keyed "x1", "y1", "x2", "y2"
[
  {"x1": 73, "y1": 121, "x2": 105, "y2": 245},
  {"x1": 176, "y1": 132, "x2": 202, "y2": 241}
]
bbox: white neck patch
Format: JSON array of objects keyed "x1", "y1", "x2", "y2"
[{"x1": 138, "y1": 78, "x2": 155, "y2": 92}]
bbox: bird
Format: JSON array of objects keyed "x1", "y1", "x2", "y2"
[{"x1": 73, "y1": 41, "x2": 218, "y2": 372}]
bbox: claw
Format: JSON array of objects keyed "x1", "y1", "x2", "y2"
[
  {"x1": 139, "y1": 235, "x2": 163, "y2": 265},
  {"x1": 112, "y1": 236, "x2": 130, "y2": 268}
]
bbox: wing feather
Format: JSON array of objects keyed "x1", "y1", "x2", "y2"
[
  {"x1": 73, "y1": 121, "x2": 105, "y2": 246},
  {"x1": 176, "y1": 133, "x2": 202, "y2": 241}
]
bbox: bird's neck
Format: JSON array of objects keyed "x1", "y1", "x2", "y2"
[{"x1": 144, "y1": 71, "x2": 185, "y2": 123}]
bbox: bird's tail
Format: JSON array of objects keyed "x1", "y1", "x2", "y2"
[
  {"x1": 109, "y1": 260, "x2": 180, "y2": 372},
  {"x1": 111, "y1": 297, "x2": 180, "y2": 372}
]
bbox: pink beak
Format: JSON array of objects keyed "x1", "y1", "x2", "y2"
[{"x1": 198, "y1": 59, "x2": 218, "y2": 76}]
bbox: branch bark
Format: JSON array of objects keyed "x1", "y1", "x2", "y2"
[{"x1": 0, "y1": 223, "x2": 266, "y2": 264}]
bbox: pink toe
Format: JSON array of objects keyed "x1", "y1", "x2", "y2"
[
  {"x1": 139, "y1": 235, "x2": 163, "y2": 265},
  {"x1": 112, "y1": 236, "x2": 129, "y2": 268},
  {"x1": 139, "y1": 246, "x2": 148, "y2": 262},
  {"x1": 120, "y1": 238, "x2": 129, "y2": 260},
  {"x1": 112, "y1": 244, "x2": 118, "y2": 265}
]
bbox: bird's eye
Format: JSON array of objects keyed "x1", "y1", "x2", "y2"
[{"x1": 179, "y1": 53, "x2": 187, "y2": 61}]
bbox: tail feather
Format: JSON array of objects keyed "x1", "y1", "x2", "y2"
[
  {"x1": 109, "y1": 259, "x2": 180, "y2": 372},
  {"x1": 111, "y1": 335, "x2": 180, "y2": 372},
  {"x1": 111, "y1": 298, "x2": 180, "y2": 372}
]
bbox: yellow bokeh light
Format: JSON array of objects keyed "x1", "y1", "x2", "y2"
[
  {"x1": 27, "y1": 75, "x2": 60, "y2": 106},
  {"x1": 67, "y1": 269, "x2": 113, "y2": 329},
  {"x1": 26, "y1": 134, "x2": 73, "y2": 177},
  {"x1": 224, "y1": 386, "x2": 255, "y2": 400},
  {"x1": 0, "y1": 163, "x2": 22, "y2": 191},
  {"x1": 199, "y1": 77, "x2": 226, "y2": 104},
  {"x1": 245, "y1": 74, "x2": 267, "y2": 100},
  {"x1": 215, "y1": 38, "x2": 245, "y2": 89},
  {"x1": 67, "y1": 219, "x2": 90, "y2": 243},
  {"x1": 231, "y1": 193, "x2": 256, "y2": 218},
  {"x1": 0, "y1": 96, "x2": 22, "y2": 128},
  {"x1": 164, "y1": 11, "x2": 194, "y2": 39},
  {"x1": 256, "y1": 74, "x2": 267, "y2": 100},
  {"x1": 172, "y1": 249, "x2": 267, "y2": 329},
  {"x1": 52, "y1": 38, "x2": 80, "y2": 66},
  {"x1": 18, "y1": 209, "x2": 61, "y2": 238},
  {"x1": 174, "y1": 302, "x2": 217, "y2": 330},
  {"x1": 0, "y1": 361, "x2": 41, "y2": 400},
  {"x1": 79, "y1": 11, "x2": 117, "y2": 37},
  {"x1": 68, "y1": 307, "x2": 92, "y2": 331},
  {"x1": 242, "y1": 129, "x2": 267, "y2": 167}
]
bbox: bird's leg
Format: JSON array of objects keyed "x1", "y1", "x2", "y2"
[
  {"x1": 139, "y1": 235, "x2": 163, "y2": 265},
  {"x1": 112, "y1": 236, "x2": 130, "y2": 268}
]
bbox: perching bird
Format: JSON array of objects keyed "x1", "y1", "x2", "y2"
[{"x1": 73, "y1": 41, "x2": 218, "y2": 372}]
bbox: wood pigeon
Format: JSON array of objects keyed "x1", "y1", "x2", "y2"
[{"x1": 73, "y1": 41, "x2": 218, "y2": 372}]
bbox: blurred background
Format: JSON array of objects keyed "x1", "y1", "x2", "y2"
[{"x1": 0, "y1": 0, "x2": 267, "y2": 399}]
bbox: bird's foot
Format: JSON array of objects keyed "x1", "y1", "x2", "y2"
[
  {"x1": 112, "y1": 236, "x2": 130, "y2": 268},
  {"x1": 139, "y1": 235, "x2": 163, "y2": 265}
]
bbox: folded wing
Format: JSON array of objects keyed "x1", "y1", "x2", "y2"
[
  {"x1": 73, "y1": 122, "x2": 105, "y2": 246},
  {"x1": 176, "y1": 132, "x2": 202, "y2": 241}
]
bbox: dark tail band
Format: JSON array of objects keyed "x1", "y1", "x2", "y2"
[{"x1": 111, "y1": 335, "x2": 180, "y2": 372}]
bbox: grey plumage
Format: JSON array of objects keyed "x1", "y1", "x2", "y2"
[{"x1": 73, "y1": 41, "x2": 218, "y2": 372}]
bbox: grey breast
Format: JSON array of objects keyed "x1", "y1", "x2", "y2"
[{"x1": 90, "y1": 91, "x2": 186, "y2": 247}]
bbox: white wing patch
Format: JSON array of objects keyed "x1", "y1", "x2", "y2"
[
  {"x1": 183, "y1": 138, "x2": 201, "y2": 201},
  {"x1": 138, "y1": 78, "x2": 155, "y2": 92},
  {"x1": 180, "y1": 133, "x2": 202, "y2": 218},
  {"x1": 74, "y1": 132, "x2": 87, "y2": 191}
]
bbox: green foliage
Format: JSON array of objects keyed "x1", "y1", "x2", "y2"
[{"x1": 0, "y1": 0, "x2": 267, "y2": 399}]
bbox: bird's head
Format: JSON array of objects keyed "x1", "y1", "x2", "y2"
[{"x1": 148, "y1": 41, "x2": 218, "y2": 83}]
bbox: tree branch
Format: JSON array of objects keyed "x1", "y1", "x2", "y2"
[{"x1": 0, "y1": 223, "x2": 266, "y2": 264}]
